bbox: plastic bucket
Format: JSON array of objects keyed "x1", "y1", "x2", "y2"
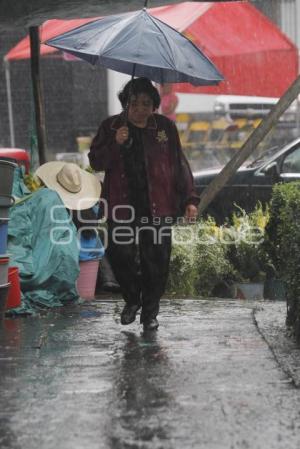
[
  {"x1": 0, "y1": 195, "x2": 15, "y2": 220},
  {"x1": 6, "y1": 266, "x2": 21, "y2": 309},
  {"x1": 77, "y1": 259, "x2": 100, "y2": 300},
  {"x1": 0, "y1": 220, "x2": 9, "y2": 255},
  {"x1": 0, "y1": 256, "x2": 9, "y2": 285},
  {"x1": 0, "y1": 159, "x2": 17, "y2": 196},
  {"x1": 0, "y1": 283, "x2": 10, "y2": 317},
  {"x1": 235, "y1": 282, "x2": 264, "y2": 300}
]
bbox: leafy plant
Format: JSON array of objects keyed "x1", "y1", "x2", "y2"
[
  {"x1": 166, "y1": 219, "x2": 234, "y2": 297},
  {"x1": 167, "y1": 205, "x2": 270, "y2": 298},
  {"x1": 227, "y1": 203, "x2": 269, "y2": 282},
  {"x1": 167, "y1": 225, "x2": 199, "y2": 296},
  {"x1": 194, "y1": 218, "x2": 235, "y2": 296}
]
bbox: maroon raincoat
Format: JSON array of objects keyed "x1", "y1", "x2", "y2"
[{"x1": 89, "y1": 113, "x2": 199, "y2": 220}]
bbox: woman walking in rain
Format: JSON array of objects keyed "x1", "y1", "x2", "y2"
[{"x1": 89, "y1": 77, "x2": 199, "y2": 331}]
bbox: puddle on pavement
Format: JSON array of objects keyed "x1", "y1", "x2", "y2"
[{"x1": 79, "y1": 310, "x2": 102, "y2": 319}]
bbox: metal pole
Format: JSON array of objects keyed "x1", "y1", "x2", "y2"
[
  {"x1": 294, "y1": 0, "x2": 300, "y2": 133},
  {"x1": 4, "y1": 59, "x2": 15, "y2": 147},
  {"x1": 144, "y1": 0, "x2": 149, "y2": 8},
  {"x1": 29, "y1": 25, "x2": 47, "y2": 165}
]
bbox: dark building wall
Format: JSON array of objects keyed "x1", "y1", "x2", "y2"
[
  {"x1": 41, "y1": 56, "x2": 107, "y2": 156},
  {"x1": 0, "y1": 29, "x2": 107, "y2": 159},
  {"x1": 0, "y1": 29, "x2": 28, "y2": 148}
]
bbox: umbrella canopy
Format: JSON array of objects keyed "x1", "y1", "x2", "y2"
[{"x1": 44, "y1": 8, "x2": 223, "y2": 86}]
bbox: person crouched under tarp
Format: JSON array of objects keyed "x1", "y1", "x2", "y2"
[{"x1": 7, "y1": 162, "x2": 101, "y2": 314}]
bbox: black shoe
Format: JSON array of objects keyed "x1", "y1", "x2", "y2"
[
  {"x1": 101, "y1": 281, "x2": 121, "y2": 292},
  {"x1": 143, "y1": 318, "x2": 159, "y2": 331},
  {"x1": 121, "y1": 304, "x2": 140, "y2": 325}
]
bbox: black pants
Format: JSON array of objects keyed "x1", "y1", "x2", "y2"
[{"x1": 106, "y1": 220, "x2": 172, "y2": 323}]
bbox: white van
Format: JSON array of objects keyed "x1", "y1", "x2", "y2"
[{"x1": 214, "y1": 95, "x2": 279, "y2": 119}]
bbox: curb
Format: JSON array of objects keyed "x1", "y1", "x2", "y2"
[{"x1": 253, "y1": 301, "x2": 300, "y2": 388}]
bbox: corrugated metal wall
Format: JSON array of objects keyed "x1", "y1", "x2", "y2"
[
  {"x1": 279, "y1": 0, "x2": 300, "y2": 47},
  {"x1": 252, "y1": 0, "x2": 300, "y2": 47}
]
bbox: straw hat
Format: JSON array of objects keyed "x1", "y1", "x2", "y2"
[{"x1": 35, "y1": 162, "x2": 101, "y2": 210}]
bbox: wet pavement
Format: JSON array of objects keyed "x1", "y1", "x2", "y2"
[{"x1": 1, "y1": 299, "x2": 300, "y2": 449}]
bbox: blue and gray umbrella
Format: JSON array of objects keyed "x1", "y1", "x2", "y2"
[{"x1": 45, "y1": 7, "x2": 223, "y2": 86}]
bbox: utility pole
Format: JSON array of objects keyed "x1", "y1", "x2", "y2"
[{"x1": 29, "y1": 26, "x2": 47, "y2": 165}]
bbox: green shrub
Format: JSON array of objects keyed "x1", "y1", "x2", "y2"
[
  {"x1": 166, "y1": 232, "x2": 198, "y2": 296},
  {"x1": 264, "y1": 182, "x2": 300, "y2": 337},
  {"x1": 167, "y1": 206, "x2": 270, "y2": 298},
  {"x1": 194, "y1": 220, "x2": 234, "y2": 296}
]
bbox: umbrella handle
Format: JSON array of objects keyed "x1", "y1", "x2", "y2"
[
  {"x1": 124, "y1": 63, "x2": 137, "y2": 125},
  {"x1": 144, "y1": 0, "x2": 149, "y2": 7}
]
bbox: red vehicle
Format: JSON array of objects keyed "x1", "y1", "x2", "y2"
[{"x1": 0, "y1": 148, "x2": 30, "y2": 174}]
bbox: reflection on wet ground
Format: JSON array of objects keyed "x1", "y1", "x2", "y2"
[
  {"x1": 1, "y1": 299, "x2": 300, "y2": 449},
  {"x1": 108, "y1": 330, "x2": 172, "y2": 448}
]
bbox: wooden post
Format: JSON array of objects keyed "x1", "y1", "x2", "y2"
[
  {"x1": 198, "y1": 74, "x2": 300, "y2": 216},
  {"x1": 29, "y1": 26, "x2": 47, "y2": 165}
]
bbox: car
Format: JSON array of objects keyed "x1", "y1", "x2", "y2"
[{"x1": 193, "y1": 136, "x2": 300, "y2": 223}]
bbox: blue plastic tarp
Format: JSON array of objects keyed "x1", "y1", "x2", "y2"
[{"x1": 7, "y1": 169, "x2": 80, "y2": 314}]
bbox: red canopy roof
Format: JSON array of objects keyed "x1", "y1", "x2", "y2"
[
  {"x1": 5, "y1": 18, "x2": 99, "y2": 60},
  {"x1": 177, "y1": 2, "x2": 299, "y2": 96},
  {"x1": 5, "y1": 1, "x2": 298, "y2": 97}
]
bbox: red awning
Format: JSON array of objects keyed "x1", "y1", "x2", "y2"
[
  {"x1": 5, "y1": 1, "x2": 298, "y2": 97},
  {"x1": 175, "y1": 2, "x2": 299, "y2": 97},
  {"x1": 5, "y1": 18, "x2": 99, "y2": 60}
]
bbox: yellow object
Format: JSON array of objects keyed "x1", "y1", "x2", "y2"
[
  {"x1": 176, "y1": 113, "x2": 191, "y2": 144},
  {"x1": 24, "y1": 173, "x2": 41, "y2": 192},
  {"x1": 205, "y1": 118, "x2": 231, "y2": 148},
  {"x1": 216, "y1": 118, "x2": 262, "y2": 152},
  {"x1": 184, "y1": 120, "x2": 211, "y2": 149},
  {"x1": 76, "y1": 136, "x2": 92, "y2": 152}
]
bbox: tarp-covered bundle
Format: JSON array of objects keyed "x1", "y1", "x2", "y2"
[{"x1": 8, "y1": 168, "x2": 80, "y2": 313}]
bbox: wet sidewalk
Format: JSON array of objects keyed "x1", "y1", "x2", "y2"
[{"x1": 1, "y1": 299, "x2": 300, "y2": 449}]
